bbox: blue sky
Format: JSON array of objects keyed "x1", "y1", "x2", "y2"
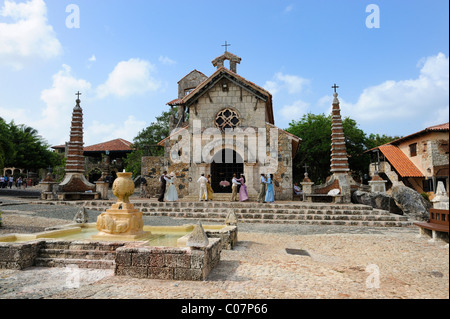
[{"x1": 0, "y1": 0, "x2": 448, "y2": 147}]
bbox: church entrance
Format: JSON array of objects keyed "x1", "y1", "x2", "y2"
[{"x1": 210, "y1": 149, "x2": 244, "y2": 193}]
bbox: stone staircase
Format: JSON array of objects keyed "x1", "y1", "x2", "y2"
[
  {"x1": 46, "y1": 200, "x2": 413, "y2": 228},
  {"x1": 34, "y1": 241, "x2": 125, "y2": 270}
]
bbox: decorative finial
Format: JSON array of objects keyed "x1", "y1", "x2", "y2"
[
  {"x1": 75, "y1": 91, "x2": 82, "y2": 105},
  {"x1": 332, "y1": 84, "x2": 340, "y2": 104}
]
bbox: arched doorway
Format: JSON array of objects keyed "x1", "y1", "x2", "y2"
[{"x1": 210, "y1": 149, "x2": 244, "y2": 193}]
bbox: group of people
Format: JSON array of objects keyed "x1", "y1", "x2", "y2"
[
  {"x1": 0, "y1": 176, "x2": 24, "y2": 189},
  {"x1": 157, "y1": 171, "x2": 277, "y2": 203}
]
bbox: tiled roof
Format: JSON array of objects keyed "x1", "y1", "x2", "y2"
[
  {"x1": 390, "y1": 122, "x2": 449, "y2": 146},
  {"x1": 166, "y1": 98, "x2": 183, "y2": 106},
  {"x1": 427, "y1": 122, "x2": 449, "y2": 131},
  {"x1": 84, "y1": 138, "x2": 133, "y2": 152},
  {"x1": 378, "y1": 145, "x2": 424, "y2": 178}
]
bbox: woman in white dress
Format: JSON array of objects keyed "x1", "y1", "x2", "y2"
[{"x1": 165, "y1": 172, "x2": 179, "y2": 202}]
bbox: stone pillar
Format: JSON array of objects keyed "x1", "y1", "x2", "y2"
[
  {"x1": 301, "y1": 174, "x2": 314, "y2": 203},
  {"x1": 369, "y1": 174, "x2": 387, "y2": 193},
  {"x1": 244, "y1": 163, "x2": 258, "y2": 197},
  {"x1": 95, "y1": 181, "x2": 109, "y2": 200}
]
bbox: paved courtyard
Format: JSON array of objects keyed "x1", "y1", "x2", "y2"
[{"x1": 0, "y1": 190, "x2": 448, "y2": 300}]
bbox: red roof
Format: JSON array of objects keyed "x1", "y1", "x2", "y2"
[
  {"x1": 378, "y1": 145, "x2": 424, "y2": 178},
  {"x1": 166, "y1": 98, "x2": 183, "y2": 106},
  {"x1": 390, "y1": 122, "x2": 449, "y2": 146},
  {"x1": 83, "y1": 139, "x2": 133, "y2": 152}
]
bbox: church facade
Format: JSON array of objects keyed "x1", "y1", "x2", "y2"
[{"x1": 142, "y1": 52, "x2": 301, "y2": 200}]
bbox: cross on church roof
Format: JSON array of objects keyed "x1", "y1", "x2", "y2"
[
  {"x1": 222, "y1": 41, "x2": 231, "y2": 53},
  {"x1": 75, "y1": 91, "x2": 82, "y2": 99},
  {"x1": 332, "y1": 84, "x2": 339, "y2": 93}
]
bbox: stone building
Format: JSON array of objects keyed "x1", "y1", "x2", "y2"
[
  {"x1": 367, "y1": 122, "x2": 449, "y2": 197},
  {"x1": 142, "y1": 51, "x2": 301, "y2": 200}
]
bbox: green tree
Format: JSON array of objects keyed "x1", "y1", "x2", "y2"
[
  {"x1": 3, "y1": 121, "x2": 61, "y2": 172},
  {"x1": 124, "y1": 110, "x2": 171, "y2": 176},
  {"x1": 365, "y1": 133, "x2": 401, "y2": 149},
  {"x1": 286, "y1": 113, "x2": 378, "y2": 184},
  {"x1": 0, "y1": 117, "x2": 14, "y2": 169}
]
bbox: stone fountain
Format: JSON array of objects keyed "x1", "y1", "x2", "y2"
[{"x1": 92, "y1": 172, "x2": 149, "y2": 241}]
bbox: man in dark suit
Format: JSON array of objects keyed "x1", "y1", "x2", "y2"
[{"x1": 158, "y1": 171, "x2": 170, "y2": 202}]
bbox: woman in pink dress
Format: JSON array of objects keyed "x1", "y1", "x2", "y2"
[{"x1": 238, "y1": 174, "x2": 249, "y2": 202}]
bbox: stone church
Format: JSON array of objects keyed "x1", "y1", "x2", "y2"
[{"x1": 142, "y1": 51, "x2": 301, "y2": 200}]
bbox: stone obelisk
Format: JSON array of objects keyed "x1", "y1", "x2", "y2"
[
  {"x1": 57, "y1": 92, "x2": 96, "y2": 199},
  {"x1": 328, "y1": 85, "x2": 358, "y2": 203}
]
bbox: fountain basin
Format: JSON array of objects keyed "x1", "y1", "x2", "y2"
[{"x1": 0, "y1": 222, "x2": 237, "y2": 281}]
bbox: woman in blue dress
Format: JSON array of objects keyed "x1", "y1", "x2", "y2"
[{"x1": 265, "y1": 174, "x2": 275, "y2": 203}]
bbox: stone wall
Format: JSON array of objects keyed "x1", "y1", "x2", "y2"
[
  {"x1": 0, "y1": 241, "x2": 42, "y2": 270},
  {"x1": 266, "y1": 124, "x2": 295, "y2": 201},
  {"x1": 141, "y1": 153, "x2": 191, "y2": 199},
  {"x1": 189, "y1": 80, "x2": 266, "y2": 130},
  {"x1": 115, "y1": 238, "x2": 221, "y2": 281}
]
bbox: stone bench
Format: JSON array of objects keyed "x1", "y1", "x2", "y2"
[
  {"x1": 303, "y1": 193, "x2": 342, "y2": 203},
  {"x1": 414, "y1": 209, "x2": 449, "y2": 243}
]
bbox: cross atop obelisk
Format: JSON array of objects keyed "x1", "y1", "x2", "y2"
[{"x1": 332, "y1": 84, "x2": 339, "y2": 93}]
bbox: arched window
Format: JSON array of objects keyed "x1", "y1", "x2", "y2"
[{"x1": 215, "y1": 108, "x2": 240, "y2": 131}]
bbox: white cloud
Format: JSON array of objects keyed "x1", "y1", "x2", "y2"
[
  {"x1": 280, "y1": 99, "x2": 309, "y2": 121},
  {"x1": 85, "y1": 115, "x2": 147, "y2": 146},
  {"x1": 284, "y1": 4, "x2": 294, "y2": 13},
  {"x1": 340, "y1": 53, "x2": 449, "y2": 125},
  {"x1": 159, "y1": 55, "x2": 176, "y2": 65},
  {"x1": 0, "y1": 0, "x2": 62, "y2": 69},
  {"x1": 37, "y1": 64, "x2": 92, "y2": 144},
  {"x1": 96, "y1": 58, "x2": 161, "y2": 98},
  {"x1": 264, "y1": 72, "x2": 310, "y2": 95},
  {"x1": 88, "y1": 54, "x2": 96, "y2": 62}
]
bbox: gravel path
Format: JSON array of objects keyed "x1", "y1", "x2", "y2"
[{"x1": 0, "y1": 193, "x2": 448, "y2": 300}]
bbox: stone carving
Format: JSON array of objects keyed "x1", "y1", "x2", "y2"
[
  {"x1": 93, "y1": 172, "x2": 148, "y2": 240},
  {"x1": 186, "y1": 222, "x2": 209, "y2": 248},
  {"x1": 225, "y1": 209, "x2": 238, "y2": 226},
  {"x1": 73, "y1": 206, "x2": 89, "y2": 224}
]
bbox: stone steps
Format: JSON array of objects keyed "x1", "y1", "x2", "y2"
[
  {"x1": 36, "y1": 200, "x2": 412, "y2": 227},
  {"x1": 34, "y1": 257, "x2": 115, "y2": 269},
  {"x1": 34, "y1": 241, "x2": 125, "y2": 270}
]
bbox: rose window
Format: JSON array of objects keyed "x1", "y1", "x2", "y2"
[{"x1": 215, "y1": 108, "x2": 240, "y2": 131}]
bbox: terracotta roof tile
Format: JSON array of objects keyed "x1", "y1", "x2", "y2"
[
  {"x1": 84, "y1": 138, "x2": 133, "y2": 152},
  {"x1": 378, "y1": 145, "x2": 424, "y2": 178},
  {"x1": 166, "y1": 98, "x2": 183, "y2": 106},
  {"x1": 390, "y1": 122, "x2": 449, "y2": 146}
]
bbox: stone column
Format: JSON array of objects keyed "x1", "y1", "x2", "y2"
[
  {"x1": 244, "y1": 163, "x2": 258, "y2": 197},
  {"x1": 369, "y1": 174, "x2": 387, "y2": 193},
  {"x1": 301, "y1": 174, "x2": 314, "y2": 202}
]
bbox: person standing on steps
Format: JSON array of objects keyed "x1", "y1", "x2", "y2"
[
  {"x1": 265, "y1": 174, "x2": 275, "y2": 203},
  {"x1": 231, "y1": 174, "x2": 241, "y2": 202},
  {"x1": 198, "y1": 173, "x2": 209, "y2": 202},
  {"x1": 238, "y1": 174, "x2": 249, "y2": 202},
  {"x1": 258, "y1": 174, "x2": 267, "y2": 203},
  {"x1": 158, "y1": 171, "x2": 171, "y2": 202}
]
